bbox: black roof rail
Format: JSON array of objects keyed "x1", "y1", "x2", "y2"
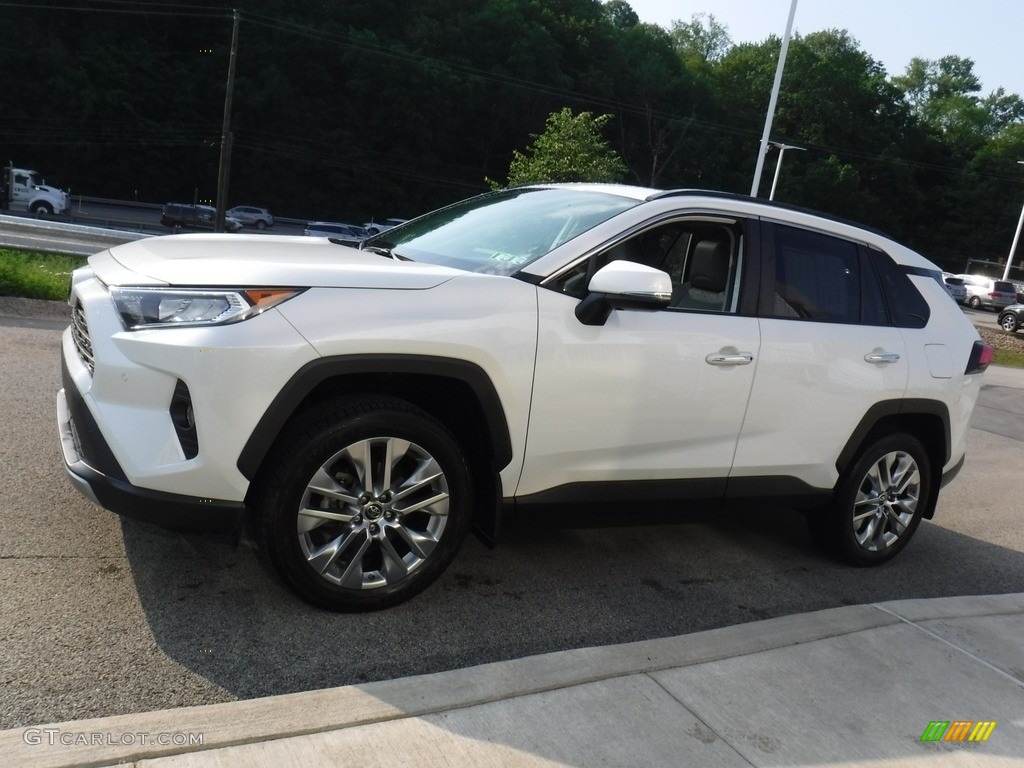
[{"x1": 646, "y1": 188, "x2": 895, "y2": 242}]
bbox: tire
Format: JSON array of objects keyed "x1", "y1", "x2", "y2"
[
  {"x1": 255, "y1": 220, "x2": 267, "y2": 230},
  {"x1": 31, "y1": 201, "x2": 54, "y2": 216},
  {"x1": 252, "y1": 396, "x2": 473, "y2": 611},
  {"x1": 968, "y1": 296, "x2": 981, "y2": 309},
  {"x1": 809, "y1": 432, "x2": 931, "y2": 566},
  {"x1": 1000, "y1": 313, "x2": 1019, "y2": 332}
]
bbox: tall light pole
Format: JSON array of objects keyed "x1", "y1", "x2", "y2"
[
  {"x1": 750, "y1": 0, "x2": 799, "y2": 198},
  {"x1": 1003, "y1": 160, "x2": 1024, "y2": 281},
  {"x1": 768, "y1": 142, "x2": 805, "y2": 201}
]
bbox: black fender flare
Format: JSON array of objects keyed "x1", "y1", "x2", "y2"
[{"x1": 236, "y1": 354, "x2": 514, "y2": 482}]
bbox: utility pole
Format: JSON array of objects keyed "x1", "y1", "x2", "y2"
[
  {"x1": 215, "y1": 9, "x2": 239, "y2": 233},
  {"x1": 1003, "y1": 161, "x2": 1024, "y2": 281},
  {"x1": 749, "y1": 0, "x2": 799, "y2": 198}
]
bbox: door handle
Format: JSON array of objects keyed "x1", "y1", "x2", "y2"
[
  {"x1": 706, "y1": 352, "x2": 754, "y2": 366},
  {"x1": 864, "y1": 352, "x2": 901, "y2": 364}
]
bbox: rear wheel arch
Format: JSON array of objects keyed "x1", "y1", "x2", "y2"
[{"x1": 836, "y1": 400, "x2": 949, "y2": 520}]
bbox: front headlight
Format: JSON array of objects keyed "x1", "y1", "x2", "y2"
[{"x1": 110, "y1": 287, "x2": 302, "y2": 330}]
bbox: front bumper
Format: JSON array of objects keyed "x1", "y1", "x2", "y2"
[{"x1": 57, "y1": 371, "x2": 245, "y2": 533}]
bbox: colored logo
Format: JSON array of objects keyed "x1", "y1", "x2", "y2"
[{"x1": 920, "y1": 721, "x2": 996, "y2": 742}]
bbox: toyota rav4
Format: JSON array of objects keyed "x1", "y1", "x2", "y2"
[{"x1": 57, "y1": 186, "x2": 992, "y2": 611}]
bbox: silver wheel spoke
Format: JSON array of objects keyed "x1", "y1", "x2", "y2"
[
  {"x1": 378, "y1": 535, "x2": 409, "y2": 582},
  {"x1": 337, "y1": 535, "x2": 372, "y2": 589},
  {"x1": 874, "y1": 459, "x2": 892, "y2": 491},
  {"x1": 307, "y1": 529, "x2": 360, "y2": 574},
  {"x1": 393, "y1": 524, "x2": 439, "y2": 560},
  {"x1": 307, "y1": 467, "x2": 360, "y2": 505},
  {"x1": 396, "y1": 491, "x2": 449, "y2": 516},
  {"x1": 298, "y1": 507, "x2": 358, "y2": 533}
]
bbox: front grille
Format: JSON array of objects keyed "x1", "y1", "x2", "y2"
[{"x1": 71, "y1": 301, "x2": 95, "y2": 374}]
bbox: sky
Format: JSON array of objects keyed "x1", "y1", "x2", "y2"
[{"x1": 627, "y1": 0, "x2": 1024, "y2": 98}]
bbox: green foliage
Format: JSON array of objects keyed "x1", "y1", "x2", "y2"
[
  {"x1": 0, "y1": 250, "x2": 85, "y2": 301},
  {"x1": 1, "y1": 0, "x2": 1024, "y2": 271},
  {"x1": 499, "y1": 108, "x2": 628, "y2": 186},
  {"x1": 671, "y1": 13, "x2": 732, "y2": 69}
]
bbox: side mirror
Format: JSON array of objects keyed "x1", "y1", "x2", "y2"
[{"x1": 575, "y1": 260, "x2": 673, "y2": 326}]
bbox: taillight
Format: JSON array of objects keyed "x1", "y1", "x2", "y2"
[{"x1": 965, "y1": 340, "x2": 994, "y2": 374}]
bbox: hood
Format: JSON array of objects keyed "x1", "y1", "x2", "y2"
[{"x1": 93, "y1": 233, "x2": 462, "y2": 290}]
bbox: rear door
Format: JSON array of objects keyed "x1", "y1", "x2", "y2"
[{"x1": 729, "y1": 222, "x2": 909, "y2": 495}]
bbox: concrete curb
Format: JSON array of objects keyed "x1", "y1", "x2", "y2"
[{"x1": 4, "y1": 593, "x2": 1023, "y2": 768}]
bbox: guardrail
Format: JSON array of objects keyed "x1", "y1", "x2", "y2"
[{"x1": 0, "y1": 214, "x2": 149, "y2": 257}]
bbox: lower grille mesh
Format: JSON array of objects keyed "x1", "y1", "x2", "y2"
[{"x1": 71, "y1": 302, "x2": 95, "y2": 374}]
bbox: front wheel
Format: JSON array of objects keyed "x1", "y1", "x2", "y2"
[
  {"x1": 810, "y1": 432, "x2": 931, "y2": 566},
  {"x1": 1001, "y1": 313, "x2": 1020, "y2": 332},
  {"x1": 968, "y1": 296, "x2": 982, "y2": 309},
  {"x1": 31, "y1": 201, "x2": 54, "y2": 216},
  {"x1": 253, "y1": 397, "x2": 473, "y2": 611}
]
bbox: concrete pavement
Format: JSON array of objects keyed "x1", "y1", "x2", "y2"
[{"x1": 1, "y1": 592, "x2": 1022, "y2": 767}]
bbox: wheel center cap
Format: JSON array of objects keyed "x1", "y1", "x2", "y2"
[{"x1": 364, "y1": 502, "x2": 384, "y2": 521}]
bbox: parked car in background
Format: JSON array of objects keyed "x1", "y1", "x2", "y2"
[
  {"x1": 997, "y1": 304, "x2": 1024, "y2": 332},
  {"x1": 363, "y1": 218, "x2": 408, "y2": 235},
  {"x1": 161, "y1": 203, "x2": 242, "y2": 232},
  {"x1": 59, "y1": 184, "x2": 992, "y2": 611},
  {"x1": 227, "y1": 205, "x2": 274, "y2": 230},
  {"x1": 303, "y1": 221, "x2": 369, "y2": 246},
  {"x1": 956, "y1": 274, "x2": 1017, "y2": 310},
  {"x1": 941, "y1": 273, "x2": 967, "y2": 304}
]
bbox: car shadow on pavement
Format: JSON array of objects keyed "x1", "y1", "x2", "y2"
[{"x1": 119, "y1": 492, "x2": 1024, "y2": 704}]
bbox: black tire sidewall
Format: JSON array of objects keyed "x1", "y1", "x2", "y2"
[
  {"x1": 828, "y1": 432, "x2": 931, "y2": 566},
  {"x1": 256, "y1": 398, "x2": 473, "y2": 611}
]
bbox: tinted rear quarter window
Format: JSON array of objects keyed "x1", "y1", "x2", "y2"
[{"x1": 870, "y1": 251, "x2": 930, "y2": 328}]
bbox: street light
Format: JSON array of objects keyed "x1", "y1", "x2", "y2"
[
  {"x1": 749, "y1": 0, "x2": 800, "y2": 197},
  {"x1": 1002, "y1": 160, "x2": 1024, "y2": 281},
  {"x1": 768, "y1": 142, "x2": 805, "y2": 201}
]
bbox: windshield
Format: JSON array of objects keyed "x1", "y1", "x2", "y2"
[{"x1": 366, "y1": 187, "x2": 640, "y2": 275}]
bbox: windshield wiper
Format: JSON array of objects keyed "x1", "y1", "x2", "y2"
[{"x1": 361, "y1": 244, "x2": 411, "y2": 261}]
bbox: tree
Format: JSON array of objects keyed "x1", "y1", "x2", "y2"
[
  {"x1": 497, "y1": 108, "x2": 628, "y2": 186},
  {"x1": 671, "y1": 13, "x2": 732, "y2": 70}
]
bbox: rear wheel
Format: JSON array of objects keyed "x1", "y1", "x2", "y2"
[
  {"x1": 810, "y1": 432, "x2": 931, "y2": 565},
  {"x1": 1000, "y1": 313, "x2": 1020, "y2": 332},
  {"x1": 253, "y1": 397, "x2": 473, "y2": 611}
]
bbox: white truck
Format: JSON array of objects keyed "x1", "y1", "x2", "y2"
[{"x1": 1, "y1": 164, "x2": 70, "y2": 215}]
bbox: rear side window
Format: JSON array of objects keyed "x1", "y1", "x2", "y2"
[
  {"x1": 995, "y1": 281, "x2": 1016, "y2": 294},
  {"x1": 871, "y1": 252, "x2": 930, "y2": 328},
  {"x1": 769, "y1": 225, "x2": 862, "y2": 323}
]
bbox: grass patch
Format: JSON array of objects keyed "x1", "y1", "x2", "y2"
[
  {"x1": 992, "y1": 348, "x2": 1024, "y2": 368},
  {"x1": 0, "y1": 248, "x2": 86, "y2": 301}
]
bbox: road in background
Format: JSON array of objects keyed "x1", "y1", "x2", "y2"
[{"x1": 1, "y1": 297, "x2": 1023, "y2": 730}]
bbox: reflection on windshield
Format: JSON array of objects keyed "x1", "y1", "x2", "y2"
[{"x1": 370, "y1": 188, "x2": 639, "y2": 275}]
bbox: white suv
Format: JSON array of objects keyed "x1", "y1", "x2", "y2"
[{"x1": 57, "y1": 186, "x2": 992, "y2": 611}]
